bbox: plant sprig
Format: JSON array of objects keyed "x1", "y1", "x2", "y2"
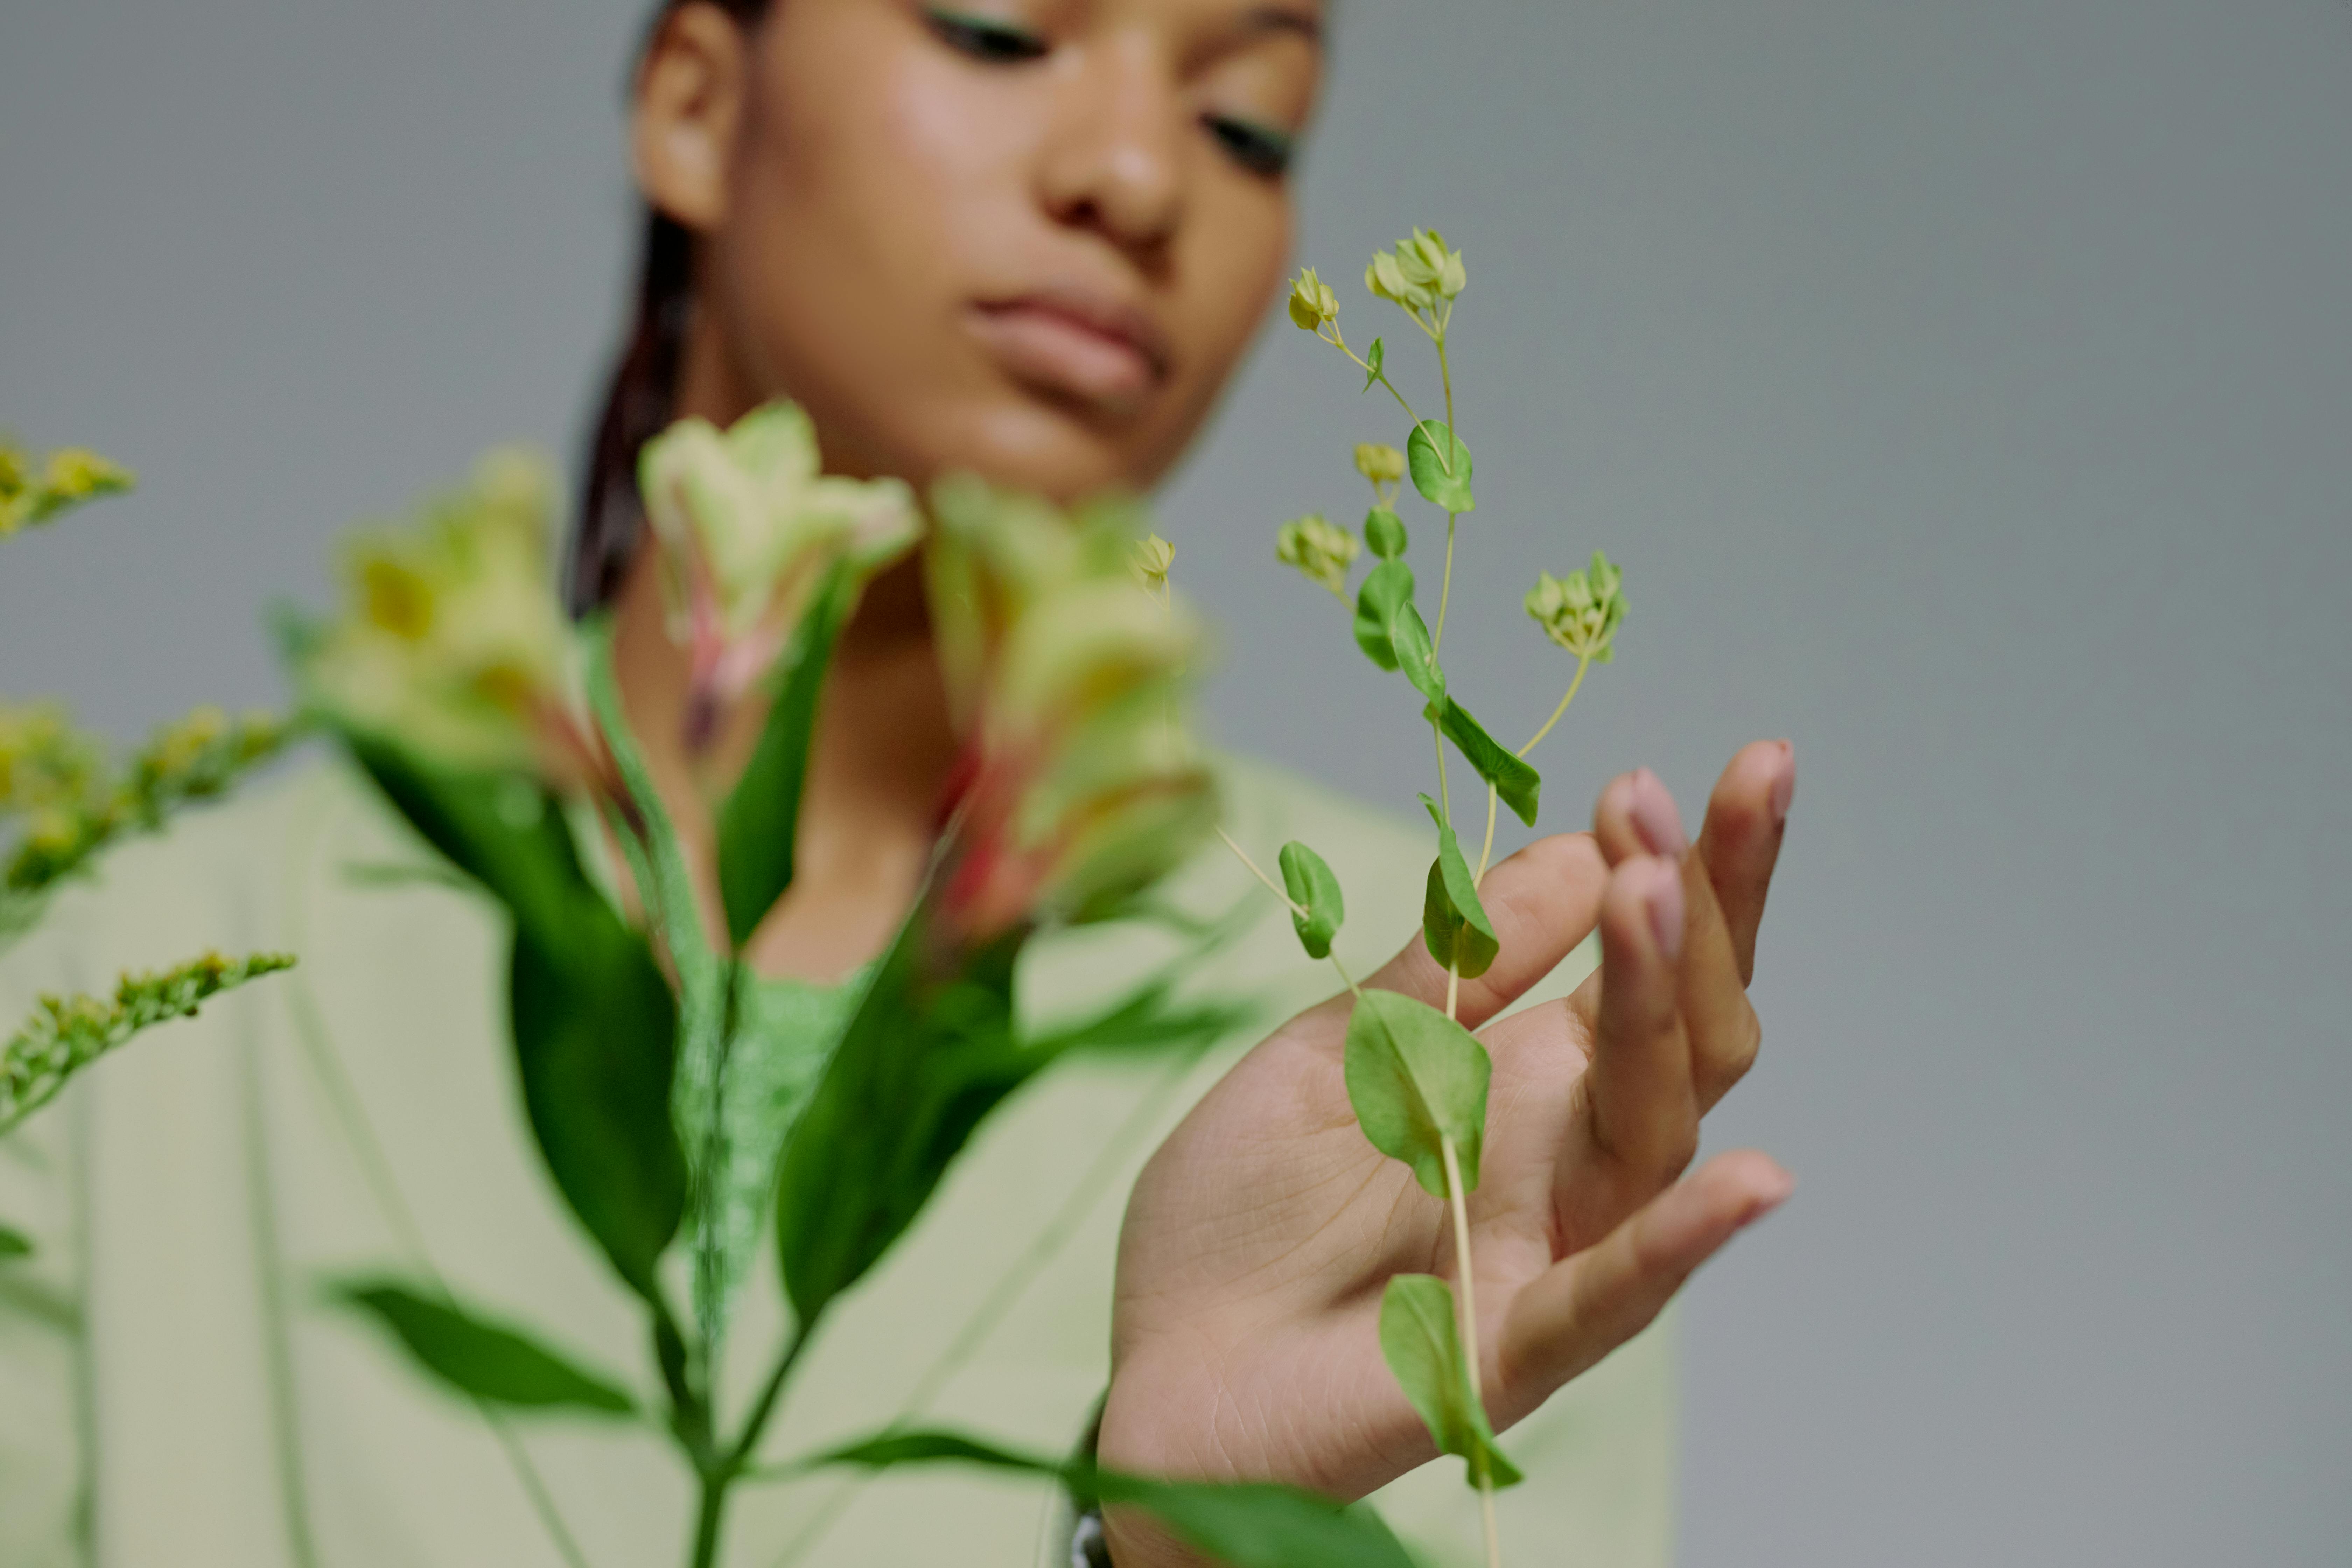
[{"x1": 1243, "y1": 225, "x2": 1633, "y2": 1568}]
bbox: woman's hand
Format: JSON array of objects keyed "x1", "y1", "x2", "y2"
[{"x1": 1099, "y1": 741, "x2": 1797, "y2": 1562}]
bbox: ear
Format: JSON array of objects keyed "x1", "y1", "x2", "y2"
[{"x1": 632, "y1": 2, "x2": 752, "y2": 234}]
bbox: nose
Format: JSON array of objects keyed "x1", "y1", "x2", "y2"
[{"x1": 1036, "y1": 32, "x2": 1185, "y2": 262}]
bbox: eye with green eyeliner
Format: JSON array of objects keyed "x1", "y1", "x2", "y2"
[
  {"x1": 922, "y1": 6, "x2": 1050, "y2": 64},
  {"x1": 1204, "y1": 113, "x2": 1296, "y2": 178}
]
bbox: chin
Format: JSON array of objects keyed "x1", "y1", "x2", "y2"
[{"x1": 942, "y1": 396, "x2": 1153, "y2": 505}]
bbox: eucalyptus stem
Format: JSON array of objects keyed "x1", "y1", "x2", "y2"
[
  {"x1": 1518, "y1": 657, "x2": 1591, "y2": 759},
  {"x1": 1321, "y1": 327, "x2": 1423, "y2": 426},
  {"x1": 1215, "y1": 827, "x2": 1308, "y2": 921},
  {"x1": 1440, "y1": 1133, "x2": 1503, "y2": 1568},
  {"x1": 1475, "y1": 786, "x2": 1499, "y2": 886},
  {"x1": 1431, "y1": 534, "x2": 1457, "y2": 649}
]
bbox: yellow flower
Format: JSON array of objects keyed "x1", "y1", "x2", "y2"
[
  {"x1": 41, "y1": 448, "x2": 134, "y2": 504},
  {"x1": 1275, "y1": 514, "x2": 1361, "y2": 598},
  {"x1": 1525, "y1": 551, "x2": 1626, "y2": 664},
  {"x1": 299, "y1": 449, "x2": 580, "y2": 775},
  {"x1": 1129, "y1": 532, "x2": 1176, "y2": 596},
  {"x1": 0, "y1": 441, "x2": 134, "y2": 537},
  {"x1": 1365, "y1": 229, "x2": 1466, "y2": 315},
  {"x1": 1288, "y1": 267, "x2": 1339, "y2": 331},
  {"x1": 1353, "y1": 443, "x2": 1406, "y2": 485}
]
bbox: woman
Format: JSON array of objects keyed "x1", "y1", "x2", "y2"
[{"x1": 0, "y1": 1, "x2": 1794, "y2": 1563}]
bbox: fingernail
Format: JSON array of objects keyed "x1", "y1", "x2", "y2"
[
  {"x1": 1629, "y1": 768, "x2": 1687, "y2": 859},
  {"x1": 1768, "y1": 741, "x2": 1796, "y2": 826},
  {"x1": 1643, "y1": 859, "x2": 1684, "y2": 959}
]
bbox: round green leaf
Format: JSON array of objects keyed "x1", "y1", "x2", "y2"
[
  {"x1": 1342, "y1": 988, "x2": 1491, "y2": 1197},
  {"x1": 1421, "y1": 828, "x2": 1499, "y2": 980},
  {"x1": 1353, "y1": 560, "x2": 1415, "y2": 671},
  {"x1": 1278, "y1": 840, "x2": 1346, "y2": 960},
  {"x1": 1407, "y1": 421, "x2": 1475, "y2": 514},
  {"x1": 1363, "y1": 508, "x2": 1408, "y2": 561},
  {"x1": 1379, "y1": 1275, "x2": 1525, "y2": 1490},
  {"x1": 1389, "y1": 603, "x2": 1446, "y2": 705}
]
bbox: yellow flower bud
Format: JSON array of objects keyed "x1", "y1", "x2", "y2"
[
  {"x1": 1352, "y1": 443, "x2": 1406, "y2": 485},
  {"x1": 1287, "y1": 267, "x2": 1339, "y2": 331},
  {"x1": 1129, "y1": 532, "x2": 1176, "y2": 594},
  {"x1": 1525, "y1": 550, "x2": 1627, "y2": 663},
  {"x1": 41, "y1": 448, "x2": 135, "y2": 502},
  {"x1": 1275, "y1": 514, "x2": 1362, "y2": 598},
  {"x1": 1364, "y1": 250, "x2": 1423, "y2": 311}
]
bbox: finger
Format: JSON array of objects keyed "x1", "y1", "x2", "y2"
[
  {"x1": 1362, "y1": 831, "x2": 1609, "y2": 1031},
  {"x1": 1498, "y1": 1150, "x2": 1792, "y2": 1407},
  {"x1": 1595, "y1": 760, "x2": 1776, "y2": 1109},
  {"x1": 1694, "y1": 739, "x2": 1795, "y2": 985},
  {"x1": 1579, "y1": 853, "x2": 1698, "y2": 1184}
]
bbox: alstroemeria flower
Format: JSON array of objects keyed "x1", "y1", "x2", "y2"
[
  {"x1": 924, "y1": 476, "x2": 1216, "y2": 942},
  {"x1": 299, "y1": 449, "x2": 596, "y2": 782},
  {"x1": 637, "y1": 402, "x2": 919, "y2": 742}
]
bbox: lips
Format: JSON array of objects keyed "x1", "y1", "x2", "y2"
[{"x1": 967, "y1": 285, "x2": 1171, "y2": 419}]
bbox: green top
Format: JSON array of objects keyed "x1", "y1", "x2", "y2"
[{"x1": 0, "y1": 755, "x2": 1671, "y2": 1568}]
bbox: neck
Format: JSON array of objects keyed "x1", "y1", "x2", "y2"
[{"x1": 607, "y1": 545, "x2": 959, "y2": 983}]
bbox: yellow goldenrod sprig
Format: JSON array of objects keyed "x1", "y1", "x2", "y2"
[
  {"x1": 1, "y1": 703, "x2": 292, "y2": 907},
  {"x1": 0, "y1": 437, "x2": 135, "y2": 539},
  {"x1": 0, "y1": 951, "x2": 296, "y2": 1134}
]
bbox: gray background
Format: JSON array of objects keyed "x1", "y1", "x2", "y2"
[{"x1": 5, "y1": 1, "x2": 2348, "y2": 1562}]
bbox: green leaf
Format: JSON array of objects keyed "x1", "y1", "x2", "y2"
[
  {"x1": 334, "y1": 1280, "x2": 635, "y2": 1415},
  {"x1": 339, "y1": 728, "x2": 687, "y2": 1303},
  {"x1": 1342, "y1": 988, "x2": 1490, "y2": 1197},
  {"x1": 1379, "y1": 1275, "x2": 1525, "y2": 1490},
  {"x1": 716, "y1": 559, "x2": 858, "y2": 948},
  {"x1": 341, "y1": 735, "x2": 587, "y2": 953},
  {"x1": 811, "y1": 1428, "x2": 1420, "y2": 1568},
  {"x1": 1427, "y1": 698, "x2": 1541, "y2": 827},
  {"x1": 1421, "y1": 828, "x2": 1498, "y2": 980},
  {"x1": 1353, "y1": 560, "x2": 1415, "y2": 672},
  {"x1": 1024, "y1": 978, "x2": 1255, "y2": 1059},
  {"x1": 1092, "y1": 1474, "x2": 1419, "y2": 1568},
  {"x1": 510, "y1": 922, "x2": 686, "y2": 1303},
  {"x1": 1278, "y1": 841, "x2": 1345, "y2": 960},
  {"x1": 1363, "y1": 335, "x2": 1385, "y2": 391},
  {"x1": 775, "y1": 907, "x2": 1028, "y2": 1325},
  {"x1": 0, "y1": 1223, "x2": 30, "y2": 1260},
  {"x1": 1363, "y1": 508, "x2": 1408, "y2": 561},
  {"x1": 1406, "y1": 421, "x2": 1475, "y2": 514},
  {"x1": 1390, "y1": 603, "x2": 1446, "y2": 705}
]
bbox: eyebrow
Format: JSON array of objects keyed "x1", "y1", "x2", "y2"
[{"x1": 1239, "y1": 5, "x2": 1323, "y2": 44}]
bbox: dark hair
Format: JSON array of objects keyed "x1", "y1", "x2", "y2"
[{"x1": 569, "y1": 0, "x2": 775, "y2": 618}]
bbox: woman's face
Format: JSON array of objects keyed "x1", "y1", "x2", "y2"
[{"x1": 638, "y1": 0, "x2": 1324, "y2": 501}]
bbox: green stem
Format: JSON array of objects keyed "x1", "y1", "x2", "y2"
[
  {"x1": 1435, "y1": 514, "x2": 1458, "y2": 650},
  {"x1": 1323, "y1": 328, "x2": 1423, "y2": 425},
  {"x1": 1432, "y1": 717, "x2": 1452, "y2": 827},
  {"x1": 1518, "y1": 657, "x2": 1590, "y2": 759},
  {"x1": 1440, "y1": 1134, "x2": 1502, "y2": 1568},
  {"x1": 688, "y1": 1472, "x2": 730, "y2": 1568},
  {"x1": 1475, "y1": 786, "x2": 1499, "y2": 886}
]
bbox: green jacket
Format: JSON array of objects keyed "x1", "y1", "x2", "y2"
[{"x1": 0, "y1": 755, "x2": 1672, "y2": 1568}]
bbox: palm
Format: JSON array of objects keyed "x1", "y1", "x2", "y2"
[{"x1": 1102, "y1": 744, "x2": 1798, "y2": 1522}]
